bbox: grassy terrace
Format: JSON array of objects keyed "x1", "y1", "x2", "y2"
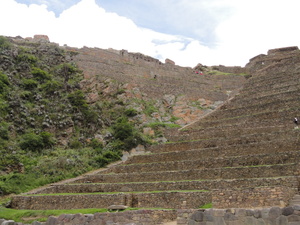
[
  {"x1": 22, "y1": 190, "x2": 210, "y2": 196},
  {"x1": 0, "y1": 207, "x2": 176, "y2": 223},
  {"x1": 46, "y1": 176, "x2": 298, "y2": 186}
]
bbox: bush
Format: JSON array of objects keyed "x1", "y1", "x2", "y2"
[
  {"x1": 31, "y1": 67, "x2": 52, "y2": 82},
  {"x1": 21, "y1": 78, "x2": 38, "y2": 90},
  {"x1": 19, "y1": 132, "x2": 54, "y2": 152},
  {"x1": 67, "y1": 90, "x2": 89, "y2": 111},
  {"x1": 0, "y1": 72, "x2": 10, "y2": 94},
  {"x1": 124, "y1": 108, "x2": 138, "y2": 117},
  {"x1": 68, "y1": 138, "x2": 82, "y2": 149},
  {"x1": 16, "y1": 53, "x2": 38, "y2": 65},
  {"x1": 94, "y1": 150, "x2": 121, "y2": 167},
  {"x1": 0, "y1": 122, "x2": 9, "y2": 140},
  {"x1": 0, "y1": 36, "x2": 12, "y2": 50},
  {"x1": 89, "y1": 138, "x2": 103, "y2": 149},
  {"x1": 112, "y1": 117, "x2": 144, "y2": 150},
  {"x1": 41, "y1": 80, "x2": 62, "y2": 94}
]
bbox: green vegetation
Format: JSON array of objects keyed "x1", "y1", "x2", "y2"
[
  {"x1": 0, "y1": 36, "x2": 180, "y2": 198},
  {"x1": 0, "y1": 207, "x2": 109, "y2": 223},
  {"x1": 199, "y1": 202, "x2": 212, "y2": 209}
]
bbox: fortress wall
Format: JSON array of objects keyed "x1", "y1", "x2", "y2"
[
  {"x1": 67, "y1": 46, "x2": 246, "y2": 101},
  {"x1": 212, "y1": 186, "x2": 295, "y2": 209},
  {"x1": 211, "y1": 65, "x2": 246, "y2": 74}
]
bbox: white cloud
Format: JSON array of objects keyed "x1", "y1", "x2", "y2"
[{"x1": 2, "y1": 0, "x2": 300, "y2": 67}]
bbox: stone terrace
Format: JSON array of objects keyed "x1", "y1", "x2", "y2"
[
  {"x1": 11, "y1": 47, "x2": 300, "y2": 217},
  {"x1": 66, "y1": 46, "x2": 246, "y2": 101}
]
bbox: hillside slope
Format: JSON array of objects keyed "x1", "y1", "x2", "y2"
[
  {"x1": 0, "y1": 35, "x2": 245, "y2": 197},
  {"x1": 10, "y1": 46, "x2": 300, "y2": 224}
]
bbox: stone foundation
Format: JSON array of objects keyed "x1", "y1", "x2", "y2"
[
  {"x1": 3, "y1": 206, "x2": 300, "y2": 225},
  {"x1": 212, "y1": 186, "x2": 296, "y2": 209}
]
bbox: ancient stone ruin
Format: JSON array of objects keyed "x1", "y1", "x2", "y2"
[{"x1": 8, "y1": 46, "x2": 300, "y2": 224}]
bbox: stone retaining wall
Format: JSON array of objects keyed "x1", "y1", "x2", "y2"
[
  {"x1": 34, "y1": 177, "x2": 299, "y2": 195},
  {"x1": 126, "y1": 141, "x2": 300, "y2": 166},
  {"x1": 11, "y1": 192, "x2": 210, "y2": 210},
  {"x1": 147, "y1": 130, "x2": 299, "y2": 154},
  {"x1": 76, "y1": 163, "x2": 300, "y2": 184},
  {"x1": 3, "y1": 206, "x2": 300, "y2": 225},
  {"x1": 212, "y1": 186, "x2": 295, "y2": 209},
  {"x1": 112, "y1": 151, "x2": 300, "y2": 174},
  {"x1": 177, "y1": 206, "x2": 300, "y2": 225}
]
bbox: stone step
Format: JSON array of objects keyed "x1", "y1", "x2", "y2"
[
  {"x1": 148, "y1": 129, "x2": 300, "y2": 154},
  {"x1": 233, "y1": 84, "x2": 300, "y2": 104},
  {"x1": 185, "y1": 108, "x2": 298, "y2": 130},
  {"x1": 127, "y1": 140, "x2": 300, "y2": 165},
  {"x1": 241, "y1": 77, "x2": 300, "y2": 95},
  {"x1": 74, "y1": 163, "x2": 300, "y2": 184},
  {"x1": 206, "y1": 98, "x2": 300, "y2": 122},
  {"x1": 11, "y1": 191, "x2": 211, "y2": 210},
  {"x1": 167, "y1": 125, "x2": 288, "y2": 142},
  {"x1": 33, "y1": 176, "x2": 299, "y2": 195},
  {"x1": 105, "y1": 151, "x2": 300, "y2": 174}
]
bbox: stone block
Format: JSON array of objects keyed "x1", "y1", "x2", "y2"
[
  {"x1": 45, "y1": 216, "x2": 59, "y2": 225},
  {"x1": 235, "y1": 209, "x2": 247, "y2": 217},
  {"x1": 213, "y1": 209, "x2": 226, "y2": 217},
  {"x1": 189, "y1": 211, "x2": 204, "y2": 222},
  {"x1": 261, "y1": 208, "x2": 270, "y2": 218},
  {"x1": 213, "y1": 217, "x2": 226, "y2": 225},
  {"x1": 287, "y1": 214, "x2": 300, "y2": 222},
  {"x1": 224, "y1": 212, "x2": 238, "y2": 221},
  {"x1": 282, "y1": 207, "x2": 294, "y2": 216},
  {"x1": 254, "y1": 209, "x2": 262, "y2": 219},
  {"x1": 256, "y1": 218, "x2": 267, "y2": 225},
  {"x1": 269, "y1": 207, "x2": 282, "y2": 219},
  {"x1": 292, "y1": 205, "x2": 300, "y2": 211},
  {"x1": 2, "y1": 221, "x2": 16, "y2": 225},
  {"x1": 275, "y1": 215, "x2": 288, "y2": 225}
]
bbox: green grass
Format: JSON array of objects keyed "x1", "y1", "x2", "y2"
[
  {"x1": 24, "y1": 189, "x2": 210, "y2": 196},
  {"x1": 199, "y1": 202, "x2": 212, "y2": 209},
  {"x1": 0, "y1": 207, "x2": 177, "y2": 223},
  {"x1": 0, "y1": 207, "x2": 108, "y2": 223}
]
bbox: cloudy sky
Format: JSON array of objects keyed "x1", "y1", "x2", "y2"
[{"x1": 1, "y1": 0, "x2": 300, "y2": 67}]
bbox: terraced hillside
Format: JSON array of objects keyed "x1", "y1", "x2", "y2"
[
  {"x1": 10, "y1": 47, "x2": 300, "y2": 219},
  {"x1": 67, "y1": 46, "x2": 245, "y2": 101}
]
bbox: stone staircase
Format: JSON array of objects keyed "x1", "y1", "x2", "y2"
[{"x1": 10, "y1": 47, "x2": 300, "y2": 211}]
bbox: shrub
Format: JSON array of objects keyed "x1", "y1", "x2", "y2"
[
  {"x1": 16, "y1": 53, "x2": 38, "y2": 65},
  {"x1": 31, "y1": 67, "x2": 52, "y2": 82},
  {"x1": 94, "y1": 150, "x2": 121, "y2": 167},
  {"x1": 67, "y1": 90, "x2": 89, "y2": 111},
  {"x1": 0, "y1": 72, "x2": 10, "y2": 94},
  {"x1": 19, "y1": 132, "x2": 54, "y2": 152},
  {"x1": 124, "y1": 108, "x2": 138, "y2": 117},
  {"x1": 112, "y1": 117, "x2": 144, "y2": 150},
  {"x1": 89, "y1": 138, "x2": 103, "y2": 149},
  {"x1": 21, "y1": 78, "x2": 38, "y2": 90},
  {"x1": 0, "y1": 36, "x2": 12, "y2": 50},
  {"x1": 68, "y1": 138, "x2": 82, "y2": 149},
  {"x1": 0, "y1": 122, "x2": 9, "y2": 140},
  {"x1": 41, "y1": 80, "x2": 63, "y2": 94}
]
